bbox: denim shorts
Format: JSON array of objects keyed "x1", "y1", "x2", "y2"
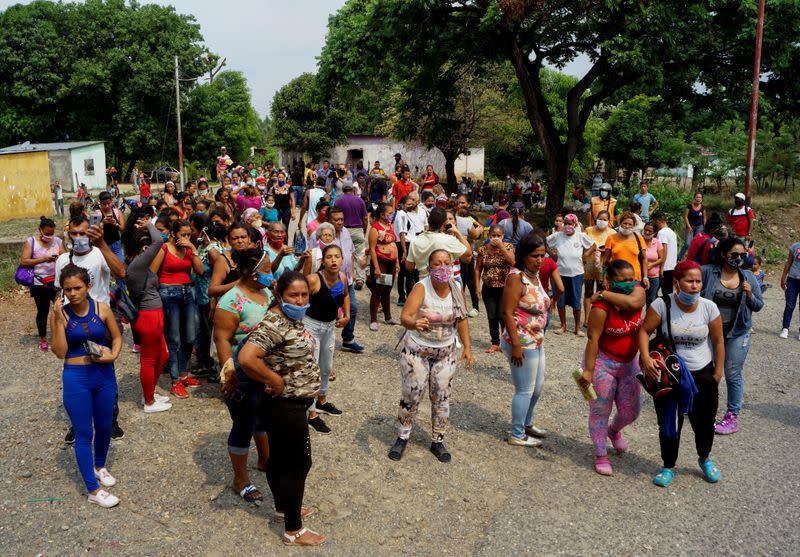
[{"x1": 558, "y1": 274, "x2": 584, "y2": 310}]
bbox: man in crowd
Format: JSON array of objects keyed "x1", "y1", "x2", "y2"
[
  {"x1": 335, "y1": 182, "x2": 369, "y2": 289},
  {"x1": 392, "y1": 167, "x2": 417, "y2": 209},
  {"x1": 632, "y1": 180, "x2": 659, "y2": 221},
  {"x1": 727, "y1": 192, "x2": 756, "y2": 242},
  {"x1": 589, "y1": 182, "x2": 619, "y2": 226}
]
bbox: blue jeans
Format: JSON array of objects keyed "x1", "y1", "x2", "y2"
[
  {"x1": 646, "y1": 277, "x2": 661, "y2": 306},
  {"x1": 724, "y1": 333, "x2": 751, "y2": 415},
  {"x1": 63, "y1": 363, "x2": 117, "y2": 492},
  {"x1": 224, "y1": 384, "x2": 265, "y2": 455},
  {"x1": 342, "y1": 283, "x2": 358, "y2": 343},
  {"x1": 678, "y1": 225, "x2": 704, "y2": 260},
  {"x1": 501, "y1": 340, "x2": 545, "y2": 439},
  {"x1": 292, "y1": 185, "x2": 304, "y2": 208},
  {"x1": 303, "y1": 316, "x2": 335, "y2": 409},
  {"x1": 782, "y1": 277, "x2": 800, "y2": 330},
  {"x1": 159, "y1": 285, "x2": 197, "y2": 381}
]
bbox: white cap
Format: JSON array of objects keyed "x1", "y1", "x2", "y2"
[{"x1": 734, "y1": 192, "x2": 745, "y2": 200}]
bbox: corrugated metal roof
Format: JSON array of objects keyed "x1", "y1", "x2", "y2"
[{"x1": 0, "y1": 141, "x2": 104, "y2": 154}]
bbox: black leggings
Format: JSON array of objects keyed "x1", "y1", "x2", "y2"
[
  {"x1": 481, "y1": 285, "x2": 504, "y2": 345},
  {"x1": 260, "y1": 396, "x2": 313, "y2": 531},
  {"x1": 661, "y1": 270, "x2": 674, "y2": 296},
  {"x1": 368, "y1": 259, "x2": 395, "y2": 322},
  {"x1": 460, "y1": 259, "x2": 479, "y2": 309},
  {"x1": 654, "y1": 362, "x2": 718, "y2": 468},
  {"x1": 396, "y1": 241, "x2": 417, "y2": 302},
  {"x1": 31, "y1": 285, "x2": 55, "y2": 338}
]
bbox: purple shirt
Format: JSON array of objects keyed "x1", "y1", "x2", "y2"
[{"x1": 335, "y1": 193, "x2": 368, "y2": 228}]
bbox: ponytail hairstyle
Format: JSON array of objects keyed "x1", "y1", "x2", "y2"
[{"x1": 59, "y1": 262, "x2": 90, "y2": 288}]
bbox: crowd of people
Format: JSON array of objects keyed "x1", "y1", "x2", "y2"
[{"x1": 16, "y1": 148, "x2": 796, "y2": 548}]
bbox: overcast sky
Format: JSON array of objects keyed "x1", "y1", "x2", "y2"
[{"x1": 0, "y1": 0, "x2": 589, "y2": 118}]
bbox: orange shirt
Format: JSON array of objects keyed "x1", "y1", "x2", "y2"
[
  {"x1": 392, "y1": 180, "x2": 415, "y2": 208},
  {"x1": 604, "y1": 232, "x2": 647, "y2": 282}
]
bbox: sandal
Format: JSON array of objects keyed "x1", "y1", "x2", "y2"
[
  {"x1": 653, "y1": 468, "x2": 674, "y2": 488},
  {"x1": 484, "y1": 344, "x2": 501, "y2": 353},
  {"x1": 274, "y1": 506, "x2": 317, "y2": 523},
  {"x1": 238, "y1": 484, "x2": 263, "y2": 505},
  {"x1": 553, "y1": 327, "x2": 568, "y2": 335},
  {"x1": 329, "y1": 370, "x2": 337, "y2": 382},
  {"x1": 283, "y1": 527, "x2": 326, "y2": 546},
  {"x1": 575, "y1": 330, "x2": 586, "y2": 337}
]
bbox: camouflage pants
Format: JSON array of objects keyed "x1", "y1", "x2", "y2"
[{"x1": 396, "y1": 336, "x2": 457, "y2": 442}]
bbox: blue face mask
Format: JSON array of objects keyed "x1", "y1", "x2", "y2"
[
  {"x1": 278, "y1": 181, "x2": 286, "y2": 186},
  {"x1": 160, "y1": 233, "x2": 169, "y2": 242},
  {"x1": 72, "y1": 236, "x2": 91, "y2": 254},
  {"x1": 280, "y1": 298, "x2": 310, "y2": 320},
  {"x1": 676, "y1": 288, "x2": 701, "y2": 305},
  {"x1": 256, "y1": 272, "x2": 274, "y2": 288}
]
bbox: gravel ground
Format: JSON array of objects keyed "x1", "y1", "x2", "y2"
[{"x1": 0, "y1": 284, "x2": 798, "y2": 557}]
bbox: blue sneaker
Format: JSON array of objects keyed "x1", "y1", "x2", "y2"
[
  {"x1": 341, "y1": 341, "x2": 364, "y2": 353},
  {"x1": 698, "y1": 458, "x2": 721, "y2": 483},
  {"x1": 653, "y1": 468, "x2": 674, "y2": 487}
]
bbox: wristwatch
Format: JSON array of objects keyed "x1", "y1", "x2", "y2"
[{"x1": 598, "y1": 291, "x2": 605, "y2": 300}]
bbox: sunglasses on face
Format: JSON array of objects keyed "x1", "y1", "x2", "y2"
[{"x1": 728, "y1": 252, "x2": 746, "y2": 259}]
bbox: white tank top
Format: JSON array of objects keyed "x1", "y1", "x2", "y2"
[{"x1": 408, "y1": 276, "x2": 456, "y2": 348}]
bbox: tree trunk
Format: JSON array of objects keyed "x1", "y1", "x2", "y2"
[
  {"x1": 544, "y1": 156, "x2": 569, "y2": 222},
  {"x1": 443, "y1": 155, "x2": 457, "y2": 195},
  {"x1": 125, "y1": 158, "x2": 136, "y2": 186}
]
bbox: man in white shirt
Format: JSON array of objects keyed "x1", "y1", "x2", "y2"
[
  {"x1": 53, "y1": 180, "x2": 64, "y2": 216},
  {"x1": 54, "y1": 216, "x2": 127, "y2": 305},
  {"x1": 653, "y1": 212, "x2": 678, "y2": 296},
  {"x1": 405, "y1": 192, "x2": 428, "y2": 236}
]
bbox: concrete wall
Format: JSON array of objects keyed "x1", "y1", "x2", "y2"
[
  {"x1": 70, "y1": 143, "x2": 106, "y2": 191},
  {"x1": 48, "y1": 150, "x2": 73, "y2": 191},
  {"x1": 0, "y1": 151, "x2": 53, "y2": 221},
  {"x1": 329, "y1": 136, "x2": 485, "y2": 180}
]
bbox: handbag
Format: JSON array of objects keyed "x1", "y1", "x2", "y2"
[
  {"x1": 638, "y1": 294, "x2": 681, "y2": 398},
  {"x1": 14, "y1": 238, "x2": 35, "y2": 287}
]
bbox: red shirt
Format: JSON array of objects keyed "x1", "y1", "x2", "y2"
[
  {"x1": 726, "y1": 206, "x2": 755, "y2": 237},
  {"x1": 392, "y1": 179, "x2": 415, "y2": 208},
  {"x1": 538, "y1": 256, "x2": 557, "y2": 292},
  {"x1": 158, "y1": 245, "x2": 193, "y2": 285},
  {"x1": 140, "y1": 182, "x2": 151, "y2": 197},
  {"x1": 592, "y1": 289, "x2": 644, "y2": 362},
  {"x1": 422, "y1": 173, "x2": 438, "y2": 190},
  {"x1": 685, "y1": 232, "x2": 714, "y2": 264}
]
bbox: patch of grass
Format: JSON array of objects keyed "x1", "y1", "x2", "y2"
[{"x1": 0, "y1": 244, "x2": 21, "y2": 293}]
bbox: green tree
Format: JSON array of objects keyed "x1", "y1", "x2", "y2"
[
  {"x1": 319, "y1": 0, "x2": 800, "y2": 218},
  {"x1": 270, "y1": 73, "x2": 346, "y2": 161},
  {"x1": 0, "y1": 0, "x2": 215, "y2": 179},
  {"x1": 183, "y1": 71, "x2": 261, "y2": 173}
]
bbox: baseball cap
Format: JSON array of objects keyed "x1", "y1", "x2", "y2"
[
  {"x1": 734, "y1": 192, "x2": 745, "y2": 200},
  {"x1": 342, "y1": 183, "x2": 354, "y2": 190}
]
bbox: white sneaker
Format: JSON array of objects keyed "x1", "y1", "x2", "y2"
[
  {"x1": 507, "y1": 435, "x2": 542, "y2": 447},
  {"x1": 779, "y1": 328, "x2": 789, "y2": 339},
  {"x1": 93, "y1": 468, "x2": 116, "y2": 487},
  {"x1": 140, "y1": 393, "x2": 171, "y2": 406},
  {"x1": 467, "y1": 308, "x2": 479, "y2": 318},
  {"x1": 369, "y1": 322, "x2": 378, "y2": 331},
  {"x1": 144, "y1": 400, "x2": 172, "y2": 414},
  {"x1": 88, "y1": 489, "x2": 119, "y2": 508}
]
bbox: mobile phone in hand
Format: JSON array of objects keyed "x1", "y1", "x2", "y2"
[{"x1": 89, "y1": 214, "x2": 102, "y2": 227}]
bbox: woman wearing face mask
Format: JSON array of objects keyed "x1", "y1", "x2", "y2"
[
  {"x1": 259, "y1": 193, "x2": 279, "y2": 224},
  {"x1": 546, "y1": 213, "x2": 595, "y2": 336},
  {"x1": 475, "y1": 224, "x2": 515, "y2": 352},
  {"x1": 582, "y1": 210, "x2": 615, "y2": 327},
  {"x1": 579, "y1": 260, "x2": 646, "y2": 475},
  {"x1": 270, "y1": 173, "x2": 295, "y2": 228},
  {"x1": 643, "y1": 222, "x2": 666, "y2": 306},
  {"x1": 236, "y1": 272, "x2": 325, "y2": 547},
  {"x1": 50, "y1": 264, "x2": 122, "y2": 508},
  {"x1": 701, "y1": 238, "x2": 763, "y2": 435},
  {"x1": 125, "y1": 221, "x2": 171, "y2": 413},
  {"x1": 501, "y1": 235, "x2": 551, "y2": 447},
  {"x1": 214, "y1": 248, "x2": 273, "y2": 506},
  {"x1": 389, "y1": 249, "x2": 474, "y2": 462},
  {"x1": 367, "y1": 203, "x2": 400, "y2": 331},
  {"x1": 305, "y1": 200, "x2": 329, "y2": 238},
  {"x1": 303, "y1": 245, "x2": 350, "y2": 435},
  {"x1": 150, "y1": 219, "x2": 205, "y2": 398},
  {"x1": 242, "y1": 208, "x2": 266, "y2": 240},
  {"x1": 188, "y1": 213, "x2": 218, "y2": 378},
  {"x1": 602, "y1": 212, "x2": 649, "y2": 288},
  {"x1": 303, "y1": 223, "x2": 335, "y2": 275},
  {"x1": 20, "y1": 216, "x2": 65, "y2": 351},
  {"x1": 638, "y1": 261, "x2": 725, "y2": 488}
]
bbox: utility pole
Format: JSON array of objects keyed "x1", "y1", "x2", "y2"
[
  {"x1": 175, "y1": 55, "x2": 185, "y2": 190},
  {"x1": 744, "y1": 0, "x2": 766, "y2": 204}
]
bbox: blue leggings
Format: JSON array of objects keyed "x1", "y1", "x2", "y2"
[{"x1": 63, "y1": 363, "x2": 118, "y2": 492}]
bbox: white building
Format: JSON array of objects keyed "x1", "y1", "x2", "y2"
[{"x1": 280, "y1": 134, "x2": 485, "y2": 180}]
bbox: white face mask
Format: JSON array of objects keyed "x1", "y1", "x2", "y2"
[
  {"x1": 595, "y1": 219, "x2": 608, "y2": 230},
  {"x1": 618, "y1": 227, "x2": 633, "y2": 237}
]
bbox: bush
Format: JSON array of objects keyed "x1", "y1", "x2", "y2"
[{"x1": 618, "y1": 182, "x2": 691, "y2": 233}]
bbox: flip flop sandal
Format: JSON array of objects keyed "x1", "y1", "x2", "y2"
[
  {"x1": 238, "y1": 484, "x2": 263, "y2": 505},
  {"x1": 553, "y1": 328, "x2": 567, "y2": 335},
  {"x1": 283, "y1": 527, "x2": 325, "y2": 546},
  {"x1": 274, "y1": 506, "x2": 317, "y2": 523},
  {"x1": 653, "y1": 468, "x2": 674, "y2": 488},
  {"x1": 575, "y1": 331, "x2": 586, "y2": 337}
]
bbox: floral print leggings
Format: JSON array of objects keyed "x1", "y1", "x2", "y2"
[
  {"x1": 588, "y1": 350, "x2": 641, "y2": 457},
  {"x1": 396, "y1": 336, "x2": 457, "y2": 442}
]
